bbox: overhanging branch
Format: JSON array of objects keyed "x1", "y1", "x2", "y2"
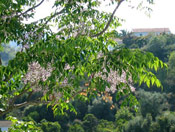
[
  {"x1": 0, "y1": 99, "x2": 47, "y2": 117},
  {"x1": 43, "y1": 8, "x2": 65, "y2": 25},
  {"x1": 17, "y1": 0, "x2": 45, "y2": 17},
  {"x1": 43, "y1": 0, "x2": 71, "y2": 25},
  {"x1": 91, "y1": 0, "x2": 125, "y2": 37}
]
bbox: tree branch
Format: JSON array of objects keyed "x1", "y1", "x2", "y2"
[
  {"x1": 43, "y1": 8, "x2": 65, "y2": 26},
  {"x1": 10, "y1": 88, "x2": 31, "y2": 106},
  {"x1": 90, "y1": 0, "x2": 125, "y2": 37},
  {"x1": 8, "y1": 83, "x2": 36, "y2": 110},
  {"x1": 42, "y1": 0, "x2": 72, "y2": 26},
  {"x1": 17, "y1": 0, "x2": 45, "y2": 17},
  {"x1": 0, "y1": 100, "x2": 45, "y2": 116}
]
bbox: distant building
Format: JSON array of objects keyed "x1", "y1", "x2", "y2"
[
  {"x1": 132, "y1": 28, "x2": 171, "y2": 37},
  {"x1": 0, "y1": 121, "x2": 11, "y2": 132}
]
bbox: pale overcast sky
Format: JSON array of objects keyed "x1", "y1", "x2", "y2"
[
  {"x1": 33, "y1": 0, "x2": 175, "y2": 33},
  {"x1": 116, "y1": 0, "x2": 175, "y2": 33}
]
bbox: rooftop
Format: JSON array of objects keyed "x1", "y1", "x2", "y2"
[{"x1": 132, "y1": 28, "x2": 171, "y2": 33}]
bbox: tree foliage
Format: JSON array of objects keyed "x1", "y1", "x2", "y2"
[
  {"x1": 96, "y1": 119, "x2": 115, "y2": 132},
  {"x1": 68, "y1": 123, "x2": 85, "y2": 132},
  {"x1": 82, "y1": 114, "x2": 98, "y2": 132},
  {"x1": 125, "y1": 114, "x2": 152, "y2": 132},
  {"x1": 41, "y1": 121, "x2": 61, "y2": 132},
  {"x1": 0, "y1": 0, "x2": 164, "y2": 126},
  {"x1": 136, "y1": 90, "x2": 169, "y2": 119},
  {"x1": 88, "y1": 97, "x2": 116, "y2": 121},
  {"x1": 115, "y1": 107, "x2": 134, "y2": 131},
  {"x1": 7, "y1": 116, "x2": 41, "y2": 132},
  {"x1": 166, "y1": 51, "x2": 175, "y2": 87}
]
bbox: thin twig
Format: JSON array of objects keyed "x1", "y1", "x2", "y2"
[
  {"x1": 43, "y1": 0, "x2": 72, "y2": 26},
  {"x1": 44, "y1": 8, "x2": 65, "y2": 25},
  {"x1": 17, "y1": 0, "x2": 45, "y2": 17},
  {"x1": 91, "y1": 0, "x2": 125, "y2": 37}
]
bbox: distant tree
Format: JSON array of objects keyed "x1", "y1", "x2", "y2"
[
  {"x1": 125, "y1": 114, "x2": 153, "y2": 132},
  {"x1": 125, "y1": 116, "x2": 144, "y2": 132},
  {"x1": 69, "y1": 99, "x2": 88, "y2": 121},
  {"x1": 164, "y1": 34, "x2": 175, "y2": 45},
  {"x1": 136, "y1": 90, "x2": 169, "y2": 119},
  {"x1": 150, "y1": 112, "x2": 175, "y2": 132},
  {"x1": 120, "y1": 30, "x2": 128, "y2": 37},
  {"x1": 115, "y1": 107, "x2": 134, "y2": 132},
  {"x1": 96, "y1": 119, "x2": 115, "y2": 132},
  {"x1": 28, "y1": 111, "x2": 40, "y2": 122},
  {"x1": 88, "y1": 97, "x2": 116, "y2": 121},
  {"x1": 83, "y1": 114, "x2": 98, "y2": 132},
  {"x1": 41, "y1": 121, "x2": 61, "y2": 132},
  {"x1": 122, "y1": 32, "x2": 136, "y2": 48},
  {"x1": 143, "y1": 35, "x2": 167, "y2": 61},
  {"x1": 134, "y1": 36, "x2": 148, "y2": 48},
  {"x1": 68, "y1": 124, "x2": 85, "y2": 132},
  {"x1": 166, "y1": 51, "x2": 175, "y2": 87}
]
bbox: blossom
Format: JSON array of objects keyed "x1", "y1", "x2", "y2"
[
  {"x1": 95, "y1": 52, "x2": 135, "y2": 93},
  {"x1": 23, "y1": 61, "x2": 53, "y2": 84},
  {"x1": 95, "y1": 68, "x2": 135, "y2": 93},
  {"x1": 64, "y1": 63, "x2": 74, "y2": 70}
]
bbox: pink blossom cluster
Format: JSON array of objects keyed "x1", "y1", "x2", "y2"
[
  {"x1": 60, "y1": 78, "x2": 69, "y2": 87},
  {"x1": 64, "y1": 63, "x2": 75, "y2": 71},
  {"x1": 59, "y1": 63, "x2": 75, "y2": 87},
  {"x1": 95, "y1": 68, "x2": 135, "y2": 93},
  {"x1": 23, "y1": 61, "x2": 53, "y2": 84}
]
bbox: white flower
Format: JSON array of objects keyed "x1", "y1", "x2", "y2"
[
  {"x1": 95, "y1": 68, "x2": 135, "y2": 93},
  {"x1": 23, "y1": 62, "x2": 53, "y2": 85}
]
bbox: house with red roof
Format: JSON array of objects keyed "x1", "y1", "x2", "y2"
[{"x1": 132, "y1": 28, "x2": 171, "y2": 37}]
